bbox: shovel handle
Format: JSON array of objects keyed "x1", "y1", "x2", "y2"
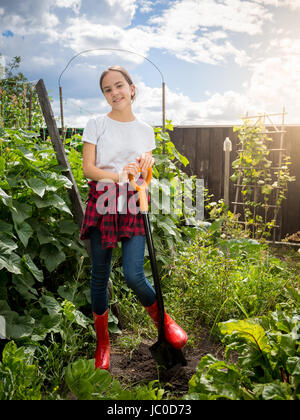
[{"x1": 128, "y1": 168, "x2": 152, "y2": 212}]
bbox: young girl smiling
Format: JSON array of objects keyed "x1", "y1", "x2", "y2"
[{"x1": 80, "y1": 66, "x2": 187, "y2": 370}]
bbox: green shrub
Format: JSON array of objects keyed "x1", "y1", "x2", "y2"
[
  {"x1": 65, "y1": 358, "x2": 165, "y2": 400},
  {"x1": 0, "y1": 341, "x2": 42, "y2": 400},
  {"x1": 166, "y1": 226, "x2": 299, "y2": 331},
  {"x1": 184, "y1": 304, "x2": 300, "y2": 400}
]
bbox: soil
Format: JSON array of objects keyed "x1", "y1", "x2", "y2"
[{"x1": 109, "y1": 326, "x2": 226, "y2": 397}]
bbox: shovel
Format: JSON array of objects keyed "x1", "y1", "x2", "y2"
[{"x1": 129, "y1": 168, "x2": 187, "y2": 370}]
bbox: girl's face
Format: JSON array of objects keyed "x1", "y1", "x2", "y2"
[{"x1": 101, "y1": 70, "x2": 135, "y2": 112}]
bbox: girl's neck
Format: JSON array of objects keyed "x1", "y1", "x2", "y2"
[{"x1": 107, "y1": 109, "x2": 136, "y2": 122}]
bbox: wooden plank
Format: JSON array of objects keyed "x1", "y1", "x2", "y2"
[
  {"x1": 210, "y1": 127, "x2": 224, "y2": 200},
  {"x1": 282, "y1": 126, "x2": 300, "y2": 238},
  {"x1": 185, "y1": 128, "x2": 197, "y2": 177},
  {"x1": 196, "y1": 127, "x2": 209, "y2": 187}
]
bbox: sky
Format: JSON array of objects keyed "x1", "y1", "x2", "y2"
[{"x1": 1, "y1": 0, "x2": 300, "y2": 128}]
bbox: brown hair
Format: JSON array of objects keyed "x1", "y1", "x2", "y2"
[{"x1": 99, "y1": 66, "x2": 136, "y2": 102}]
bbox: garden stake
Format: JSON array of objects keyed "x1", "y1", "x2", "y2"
[{"x1": 129, "y1": 168, "x2": 187, "y2": 370}]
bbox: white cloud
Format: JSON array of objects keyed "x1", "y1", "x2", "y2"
[
  {"x1": 32, "y1": 56, "x2": 56, "y2": 66},
  {"x1": 53, "y1": 0, "x2": 82, "y2": 13},
  {"x1": 56, "y1": 0, "x2": 269, "y2": 67},
  {"x1": 149, "y1": 0, "x2": 272, "y2": 35},
  {"x1": 247, "y1": 56, "x2": 300, "y2": 119},
  {"x1": 255, "y1": 0, "x2": 300, "y2": 10},
  {"x1": 0, "y1": 0, "x2": 60, "y2": 35},
  {"x1": 60, "y1": 77, "x2": 253, "y2": 127},
  {"x1": 138, "y1": 0, "x2": 156, "y2": 13}
]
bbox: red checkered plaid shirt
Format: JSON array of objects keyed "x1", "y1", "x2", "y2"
[{"x1": 79, "y1": 178, "x2": 148, "y2": 249}]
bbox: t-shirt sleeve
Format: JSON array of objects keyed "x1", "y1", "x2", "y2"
[{"x1": 82, "y1": 118, "x2": 98, "y2": 145}]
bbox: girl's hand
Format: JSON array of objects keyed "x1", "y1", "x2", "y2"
[
  {"x1": 136, "y1": 153, "x2": 154, "y2": 171},
  {"x1": 122, "y1": 162, "x2": 140, "y2": 178}
]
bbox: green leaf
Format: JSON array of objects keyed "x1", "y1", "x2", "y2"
[
  {"x1": 286, "y1": 357, "x2": 300, "y2": 376},
  {"x1": 11, "y1": 201, "x2": 32, "y2": 224},
  {"x1": 0, "y1": 156, "x2": 5, "y2": 175},
  {"x1": 0, "y1": 233, "x2": 18, "y2": 255},
  {"x1": 57, "y1": 283, "x2": 86, "y2": 307},
  {"x1": 219, "y1": 319, "x2": 271, "y2": 353},
  {"x1": 32, "y1": 193, "x2": 72, "y2": 215},
  {"x1": 39, "y1": 244, "x2": 66, "y2": 272},
  {"x1": 22, "y1": 254, "x2": 44, "y2": 282},
  {"x1": 14, "y1": 221, "x2": 33, "y2": 248},
  {"x1": 24, "y1": 177, "x2": 48, "y2": 197},
  {"x1": 17, "y1": 146, "x2": 37, "y2": 161},
  {"x1": 36, "y1": 225, "x2": 56, "y2": 245},
  {"x1": 39, "y1": 295, "x2": 61, "y2": 315},
  {"x1": 65, "y1": 358, "x2": 112, "y2": 400},
  {"x1": 12, "y1": 271, "x2": 38, "y2": 300},
  {"x1": 262, "y1": 381, "x2": 291, "y2": 400},
  {"x1": 57, "y1": 220, "x2": 78, "y2": 235},
  {"x1": 6, "y1": 313, "x2": 35, "y2": 340},
  {"x1": 42, "y1": 172, "x2": 73, "y2": 190},
  {"x1": 31, "y1": 314, "x2": 62, "y2": 340},
  {"x1": 0, "y1": 252, "x2": 22, "y2": 274},
  {"x1": 0, "y1": 186, "x2": 14, "y2": 208},
  {"x1": 0, "y1": 220, "x2": 14, "y2": 234}
]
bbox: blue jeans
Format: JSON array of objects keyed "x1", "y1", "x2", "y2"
[{"x1": 90, "y1": 227, "x2": 156, "y2": 315}]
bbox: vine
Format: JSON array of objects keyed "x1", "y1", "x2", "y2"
[{"x1": 231, "y1": 119, "x2": 295, "y2": 239}]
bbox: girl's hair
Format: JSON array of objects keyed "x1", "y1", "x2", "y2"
[{"x1": 99, "y1": 66, "x2": 136, "y2": 102}]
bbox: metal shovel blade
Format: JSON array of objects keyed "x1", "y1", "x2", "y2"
[{"x1": 149, "y1": 338, "x2": 187, "y2": 370}]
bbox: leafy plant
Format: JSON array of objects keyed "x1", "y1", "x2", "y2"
[
  {"x1": 167, "y1": 227, "x2": 298, "y2": 332},
  {"x1": 0, "y1": 340, "x2": 42, "y2": 400},
  {"x1": 0, "y1": 126, "x2": 90, "y2": 341},
  {"x1": 0, "y1": 55, "x2": 43, "y2": 131},
  {"x1": 65, "y1": 358, "x2": 165, "y2": 400},
  {"x1": 231, "y1": 119, "x2": 295, "y2": 239},
  {"x1": 185, "y1": 305, "x2": 300, "y2": 400}
]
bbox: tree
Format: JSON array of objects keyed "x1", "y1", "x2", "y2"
[{"x1": 0, "y1": 55, "x2": 43, "y2": 130}]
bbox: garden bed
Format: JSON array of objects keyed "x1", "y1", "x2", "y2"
[{"x1": 109, "y1": 326, "x2": 225, "y2": 398}]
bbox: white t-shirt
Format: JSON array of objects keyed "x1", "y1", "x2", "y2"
[{"x1": 82, "y1": 114, "x2": 156, "y2": 173}]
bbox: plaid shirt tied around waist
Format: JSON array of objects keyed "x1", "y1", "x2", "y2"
[{"x1": 79, "y1": 178, "x2": 148, "y2": 249}]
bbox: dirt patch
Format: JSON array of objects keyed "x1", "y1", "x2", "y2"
[{"x1": 110, "y1": 326, "x2": 225, "y2": 397}]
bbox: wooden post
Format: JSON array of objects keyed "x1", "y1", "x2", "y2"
[
  {"x1": 28, "y1": 84, "x2": 33, "y2": 131},
  {"x1": 162, "y1": 81, "x2": 165, "y2": 133},
  {"x1": 223, "y1": 137, "x2": 232, "y2": 206},
  {"x1": 35, "y1": 79, "x2": 122, "y2": 326}
]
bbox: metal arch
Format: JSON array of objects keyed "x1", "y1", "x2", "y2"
[
  {"x1": 57, "y1": 47, "x2": 166, "y2": 132},
  {"x1": 58, "y1": 47, "x2": 165, "y2": 86}
]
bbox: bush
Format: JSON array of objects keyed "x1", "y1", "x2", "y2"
[
  {"x1": 184, "y1": 303, "x2": 300, "y2": 400},
  {"x1": 166, "y1": 225, "x2": 299, "y2": 332}
]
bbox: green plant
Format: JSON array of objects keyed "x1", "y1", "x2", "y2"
[
  {"x1": 0, "y1": 126, "x2": 91, "y2": 341},
  {"x1": 185, "y1": 303, "x2": 300, "y2": 400},
  {"x1": 65, "y1": 358, "x2": 165, "y2": 400},
  {"x1": 0, "y1": 340, "x2": 42, "y2": 400},
  {"x1": 0, "y1": 56, "x2": 43, "y2": 130},
  {"x1": 231, "y1": 120, "x2": 295, "y2": 239},
  {"x1": 167, "y1": 227, "x2": 298, "y2": 333}
]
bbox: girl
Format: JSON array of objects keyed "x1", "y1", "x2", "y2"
[{"x1": 80, "y1": 66, "x2": 187, "y2": 370}]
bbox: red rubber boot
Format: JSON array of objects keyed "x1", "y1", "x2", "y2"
[
  {"x1": 93, "y1": 309, "x2": 110, "y2": 370},
  {"x1": 145, "y1": 301, "x2": 188, "y2": 350}
]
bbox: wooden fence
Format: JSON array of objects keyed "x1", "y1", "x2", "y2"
[
  {"x1": 46, "y1": 124, "x2": 299, "y2": 240},
  {"x1": 169, "y1": 125, "x2": 300, "y2": 240}
]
